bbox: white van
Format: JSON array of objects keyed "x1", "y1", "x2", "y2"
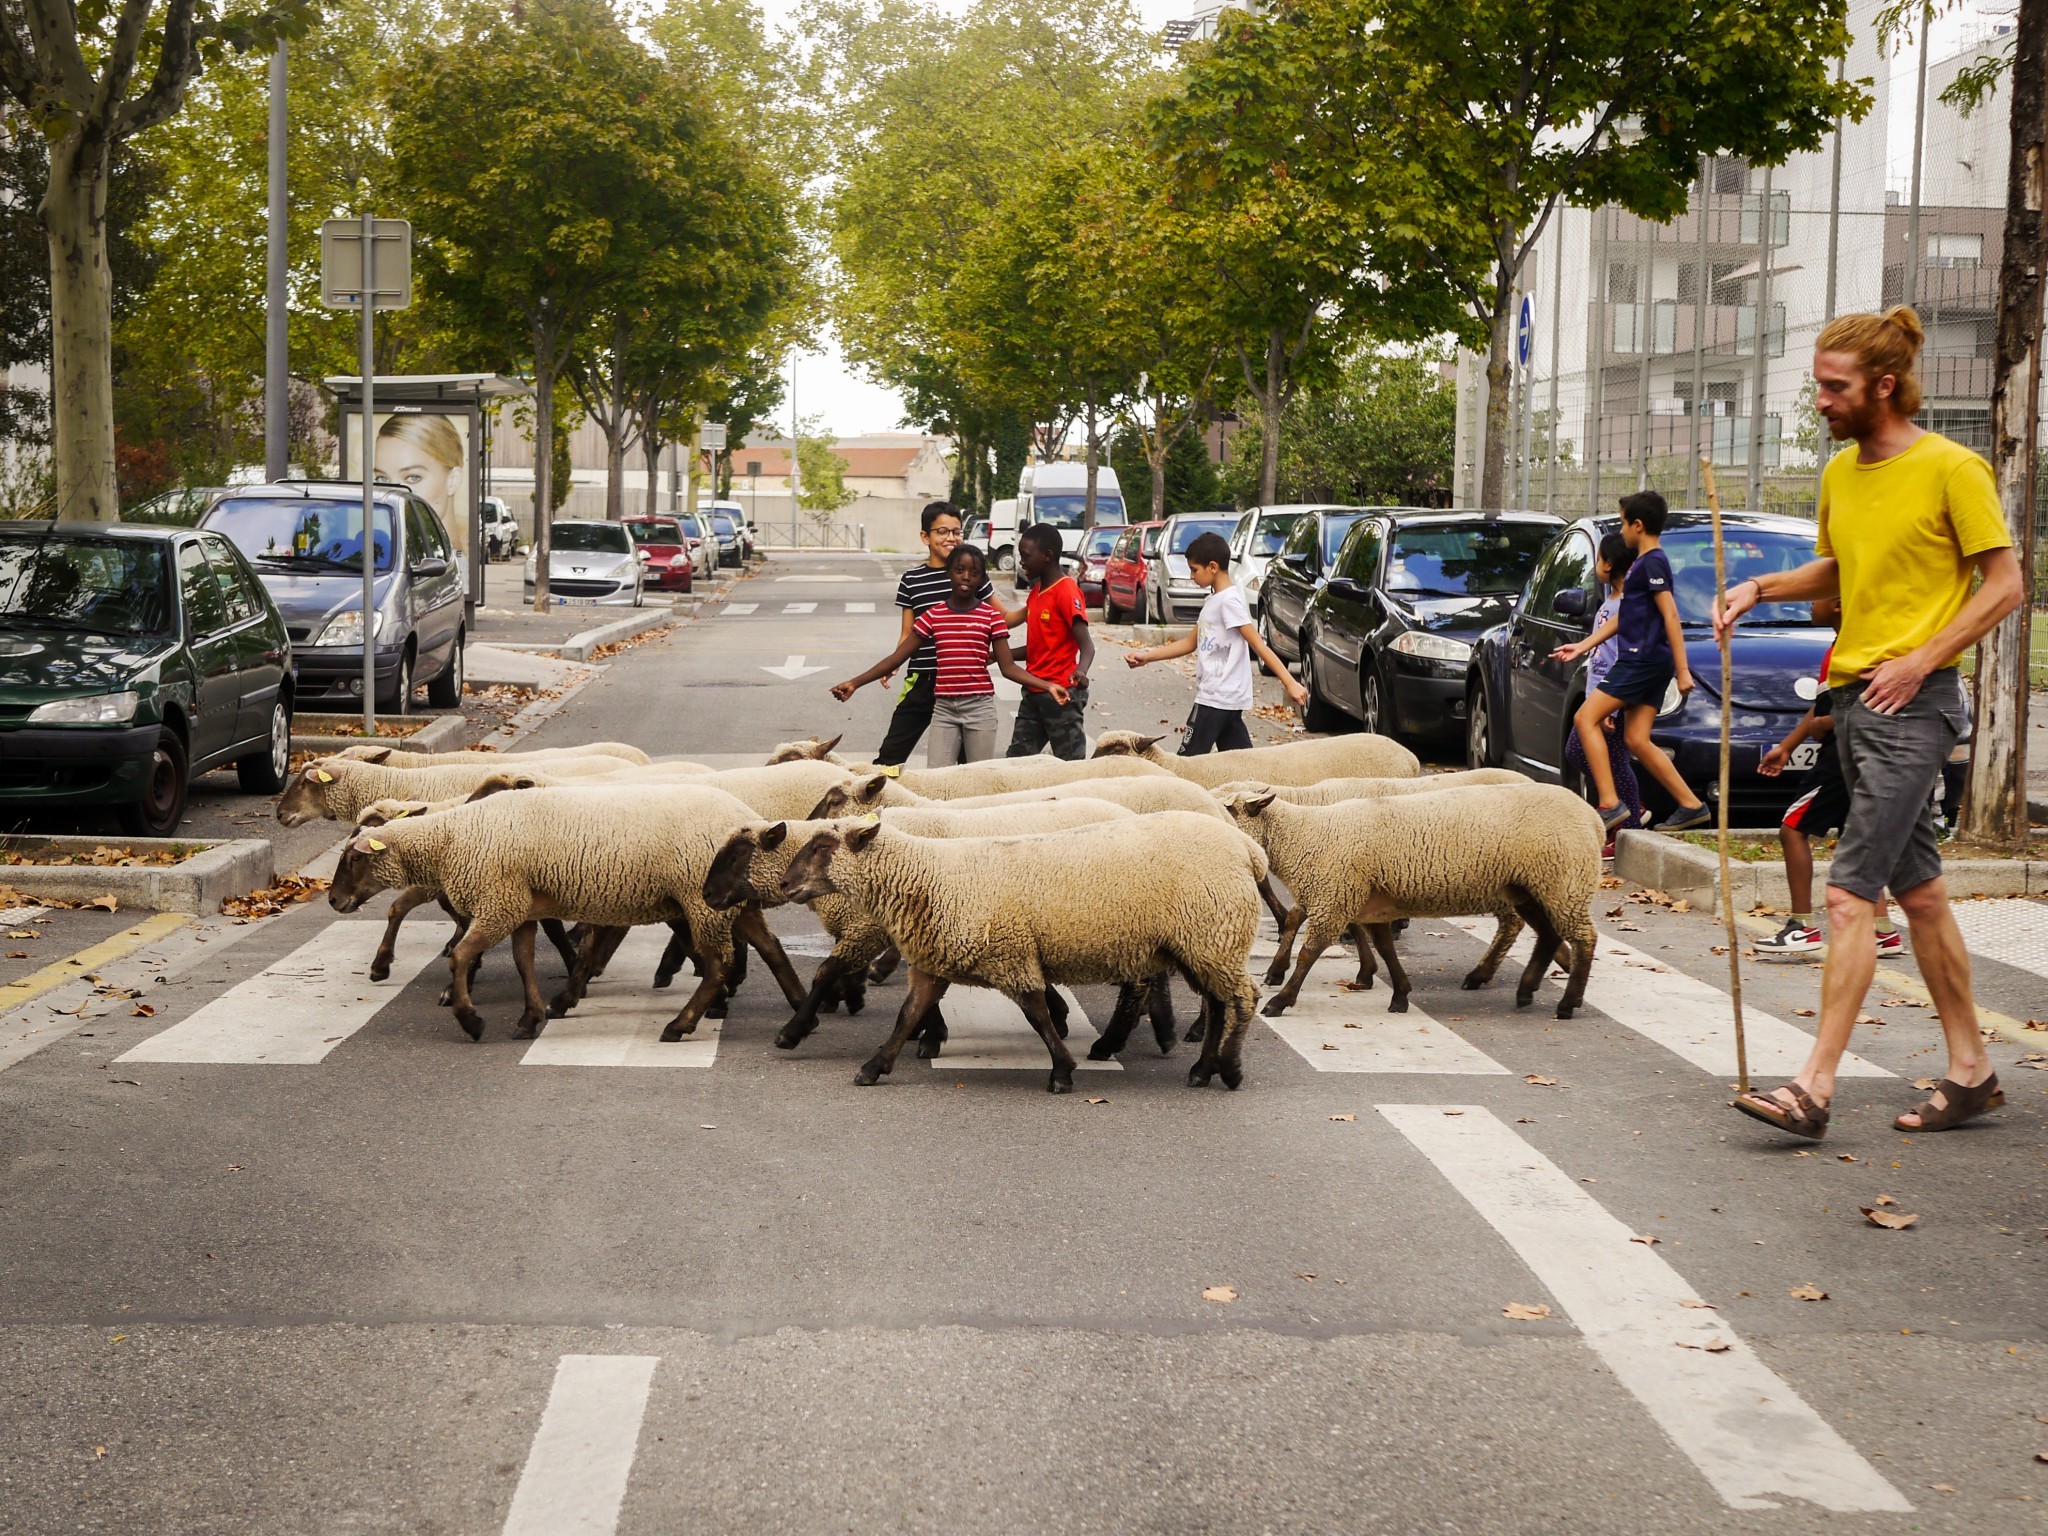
[{"x1": 988, "y1": 463, "x2": 1126, "y2": 573}]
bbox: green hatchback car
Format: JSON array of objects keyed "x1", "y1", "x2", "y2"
[{"x1": 0, "y1": 522, "x2": 295, "y2": 836}]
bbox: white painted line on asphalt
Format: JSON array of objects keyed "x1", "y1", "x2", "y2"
[
  {"x1": 520, "y1": 928, "x2": 720, "y2": 1067},
  {"x1": 501, "y1": 1354, "x2": 659, "y2": 1536},
  {"x1": 1254, "y1": 947, "x2": 1508, "y2": 1073},
  {"x1": 118, "y1": 920, "x2": 447, "y2": 1064},
  {"x1": 782, "y1": 602, "x2": 817, "y2": 614},
  {"x1": 845, "y1": 601, "x2": 876, "y2": 613},
  {"x1": 929, "y1": 985, "x2": 1118, "y2": 1071},
  {"x1": 1943, "y1": 897, "x2": 2048, "y2": 980},
  {"x1": 774, "y1": 574, "x2": 859, "y2": 582},
  {"x1": 0, "y1": 906, "x2": 50, "y2": 924},
  {"x1": 1379, "y1": 1104, "x2": 1910, "y2": 1513},
  {"x1": 1443, "y1": 918, "x2": 1890, "y2": 1080},
  {"x1": 723, "y1": 602, "x2": 758, "y2": 615}
]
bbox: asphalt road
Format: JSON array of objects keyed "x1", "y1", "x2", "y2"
[{"x1": 3, "y1": 551, "x2": 2046, "y2": 1535}]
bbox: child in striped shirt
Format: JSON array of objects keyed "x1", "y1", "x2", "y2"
[{"x1": 833, "y1": 545, "x2": 1069, "y2": 765}]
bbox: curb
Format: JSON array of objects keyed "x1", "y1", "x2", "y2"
[
  {"x1": 555, "y1": 610, "x2": 673, "y2": 663},
  {"x1": 293, "y1": 710, "x2": 473, "y2": 758},
  {"x1": 0, "y1": 835, "x2": 274, "y2": 915},
  {"x1": 1614, "y1": 828, "x2": 2048, "y2": 915}
]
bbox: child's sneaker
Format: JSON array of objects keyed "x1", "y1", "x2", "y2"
[
  {"x1": 1875, "y1": 928, "x2": 1906, "y2": 959},
  {"x1": 1599, "y1": 803, "x2": 1632, "y2": 835},
  {"x1": 1653, "y1": 802, "x2": 1712, "y2": 832},
  {"x1": 1755, "y1": 917, "x2": 1824, "y2": 962}
]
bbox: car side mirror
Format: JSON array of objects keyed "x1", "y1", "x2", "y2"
[
  {"x1": 635, "y1": 550, "x2": 650, "y2": 562},
  {"x1": 1281, "y1": 551, "x2": 1310, "y2": 570},
  {"x1": 1551, "y1": 586, "x2": 1589, "y2": 618},
  {"x1": 411, "y1": 556, "x2": 450, "y2": 577}
]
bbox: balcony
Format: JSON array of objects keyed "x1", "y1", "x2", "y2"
[
  {"x1": 1588, "y1": 412, "x2": 1782, "y2": 468},
  {"x1": 1881, "y1": 263, "x2": 2000, "y2": 311},
  {"x1": 1602, "y1": 301, "x2": 1784, "y2": 359}
]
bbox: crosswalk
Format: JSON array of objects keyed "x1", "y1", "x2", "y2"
[{"x1": 717, "y1": 601, "x2": 889, "y2": 616}]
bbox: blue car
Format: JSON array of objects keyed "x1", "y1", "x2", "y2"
[{"x1": 1464, "y1": 511, "x2": 1833, "y2": 824}]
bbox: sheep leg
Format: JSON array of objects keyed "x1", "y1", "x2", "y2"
[
  {"x1": 866, "y1": 944, "x2": 901, "y2": 985},
  {"x1": 447, "y1": 912, "x2": 520, "y2": 1041},
  {"x1": 855, "y1": 969, "x2": 950, "y2": 1085},
  {"x1": 1087, "y1": 983, "x2": 1147, "y2": 1060},
  {"x1": 733, "y1": 906, "x2": 808, "y2": 1009},
  {"x1": 776, "y1": 955, "x2": 856, "y2": 1050},
  {"x1": 436, "y1": 893, "x2": 464, "y2": 956},
  {"x1": 1341, "y1": 923, "x2": 1378, "y2": 990},
  {"x1": 652, "y1": 920, "x2": 694, "y2": 989},
  {"x1": 551, "y1": 926, "x2": 628, "y2": 1017},
  {"x1": 1367, "y1": 923, "x2": 1412, "y2": 1014},
  {"x1": 1261, "y1": 915, "x2": 1340, "y2": 1016},
  {"x1": 1044, "y1": 985, "x2": 1069, "y2": 1039},
  {"x1": 1144, "y1": 972, "x2": 1178, "y2": 1052},
  {"x1": 912, "y1": 1004, "x2": 949, "y2": 1058},
  {"x1": 1264, "y1": 903, "x2": 1307, "y2": 986},
  {"x1": 1556, "y1": 919, "x2": 1595, "y2": 1020},
  {"x1": 540, "y1": 918, "x2": 580, "y2": 973},
  {"x1": 1256, "y1": 873, "x2": 1291, "y2": 930},
  {"x1": 509, "y1": 923, "x2": 547, "y2": 1038},
  {"x1": 658, "y1": 920, "x2": 736, "y2": 1042},
  {"x1": 1015, "y1": 985, "x2": 1078, "y2": 1094},
  {"x1": 1461, "y1": 907, "x2": 1527, "y2": 991},
  {"x1": 370, "y1": 886, "x2": 441, "y2": 982},
  {"x1": 1511, "y1": 896, "x2": 1564, "y2": 1010}
]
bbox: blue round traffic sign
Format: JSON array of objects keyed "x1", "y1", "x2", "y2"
[{"x1": 1516, "y1": 295, "x2": 1535, "y2": 368}]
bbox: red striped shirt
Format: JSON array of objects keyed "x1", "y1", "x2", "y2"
[{"x1": 913, "y1": 600, "x2": 1005, "y2": 695}]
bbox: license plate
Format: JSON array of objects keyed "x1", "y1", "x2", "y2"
[
  {"x1": 556, "y1": 596, "x2": 599, "y2": 607},
  {"x1": 1788, "y1": 741, "x2": 1821, "y2": 770}
]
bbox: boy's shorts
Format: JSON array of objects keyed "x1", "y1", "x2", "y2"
[
  {"x1": 1596, "y1": 654, "x2": 1674, "y2": 708},
  {"x1": 1780, "y1": 742, "x2": 1849, "y2": 837}
]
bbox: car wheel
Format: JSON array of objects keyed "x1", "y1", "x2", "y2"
[
  {"x1": 427, "y1": 630, "x2": 465, "y2": 708},
  {"x1": 237, "y1": 696, "x2": 292, "y2": 794},
  {"x1": 379, "y1": 645, "x2": 415, "y2": 715},
  {"x1": 994, "y1": 546, "x2": 1016, "y2": 573},
  {"x1": 119, "y1": 728, "x2": 188, "y2": 837},
  {"x1": 1466, "y1": 682, "x2": 1502, "y2": 768},
  {"x1": 1298, "y1": 636, "x2": 1346, "y2": 734},
  {"x1": 1359, "y1": 665, "x2": 1389, "y2": 739}
]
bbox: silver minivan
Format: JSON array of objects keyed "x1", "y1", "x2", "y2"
[{"x1": 1228, "y1": 505, "x2": 1315, "y2": 618}]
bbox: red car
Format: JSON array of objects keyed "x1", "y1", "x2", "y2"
[
  {"x1": 1101, "y1": 520, "x2": 1164, "y2": 623},
  {"x1": 623, "y1": 516, "x2": 694, "y2": 592},
  {"x1": 1073, "y1": 524, "x2": 1122, "y2": 609}
]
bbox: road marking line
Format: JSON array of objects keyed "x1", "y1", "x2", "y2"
[
  {"x1": 929, "y1": 986, "x2": 1118, "y2": 1071},
  {"x1": 502, "y1": 1354, "x2": 659, "y2": 1536},
  {"x1": 723, "y1": 602, "x2": 758, "y2": 615},
  {"x1": 521, "y1": 928, "x2": 720, "y2": 1067},
  {"x1": 1444, "y1": 918, "x2": 1890, "y2": 1079},
  {"x1": 1253, "y1": 946, "x2": 1507, "y2": 1073},
  {"x1": 118, "y1": 920, "x2": 445, "y2": 1064},
  {"x1": 782, "y1": 602, "x2": 816, "y2": 614},
  {"x1": 1378, "y1": 1104, "x2": 1911, "y2": 1514},
  {"x1": 845, "y1": 601, "x2": 876, "y2": 613},
  {"x1": 0, "y1": 912, "x2": 190, "y2": 1072},
  {"x1": 1944, "y1": 898, "x2": 2048, "y2": 981},
  {"x1": 0, "y1": 905, "x2": 50, "y2": 924}
]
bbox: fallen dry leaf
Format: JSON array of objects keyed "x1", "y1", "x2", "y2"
[
  {"x1": 1294, "y1": 1272, "x2": 1318, "y2": 1282},
  {"x1": 93, "y1": 1445, "x2": 106, "y2": 1458},
  {"x1": 1328, "y1": 1113, "x2": 1356, "y2": 1122},
  {"x1": 1913, "y1": 1077, "x2": 1938, "y2": 1091},
  {"x1": 1930, "y1": 1483, "x2": 1957, "y2": 1493},
  {"x1": 1629, "y1": 1234, "x2": 1660, "y2": 1246},
  {"x1": 1319, "y1": 1042, "x2": 1338, "y2": 1051},
  {"x1": 221, "y1": 874, "x2": 330, "y2": 921},
  {"x1": 1838, "y1": 1154, "x2": 1860, "y2": 1163},
  {"x1": 1085, "y1": 1096, "x2": 1110, "y2": 1105},
  {"x1": 1201, "y1": 1285, "x2": 1238, "y2": 1304},
  {"x1": 130, "y1": 1003, "x2": 154, "y2": 1017},
  {"x1": 1441, "y1": 1108, "x2": 1464, "y2": 1116},
  {"x1": 1793, "y1": 1007, "x2": 1817, "y2": 1017},
  {"x1": 1502, "y1": 1302, "x2": 1551, "y2": 1321},
  {"x1": 1669, "y1": 898, "x2": 1691, "y2": 913},
  {"x1": 1861, "y1": 1207, "x2": 1919, "y2": 1230},
  {"x1": 1679, "y1": 1298, "x2": 1717, "y2": 1310},
  {"x1": 1788, "y1": 1284, "x2": 1829, "y2": 1301},
  {"x1": 1676, "y1": 1338, "x2": 1732, "y2": 1353},
  {"x1": 87, "y1": 894, "x2": 118, "y2": 912},
  {"x1": 1524, "y1": 1073, "x2": 1560, "y2": 1086},
  {"x1": 1874, "y1": 1193, "x2": 1898, "y2": 1206}
]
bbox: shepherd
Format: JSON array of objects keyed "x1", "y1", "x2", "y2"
[{"x1": 1716, "y1": 306, "x2": 2023, "y2": 1141}]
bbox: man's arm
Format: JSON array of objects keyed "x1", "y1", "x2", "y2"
[
  {"x1": 1654, "y1": 591, "x2": 1693, "y2": 690},
  {"x1": 1070, "y1": 611, "x2": 1095, "y2": 688},
  {"x1": 832, "y1": 629, "x2": 922, "y2": 701},
  {"x1": 1128, "y1": 629, "x2": 1199, "y2": 665},
  {"x1": 1861, "y1": 546, "x2": 2024, "y2": 714},
  {"x1": 1714, "y1": 556, "x2": 1841, "y2": 638},
  {"x1": 1240, "y1": 622, "x2": 1309, "y2": 707}
]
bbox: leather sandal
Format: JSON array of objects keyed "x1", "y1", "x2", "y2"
[
  {"x1": 1732, "y1": 1082, "x2": 1830, "y2": 1140},
  {"x1": 1894, "y1": 1074, "x2": 2004, "y2": 1133}
]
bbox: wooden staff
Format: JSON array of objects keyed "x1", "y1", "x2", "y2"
[{"x1": 1699, "y1": 458, "x2": 1749, "y2": 1094}]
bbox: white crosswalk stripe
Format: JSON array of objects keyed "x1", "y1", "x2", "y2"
[
  {"x1": 782, "y1": 602, "x2": 816, "y2": 614},
  {"x1": 929, "y1": 986, "x2": 1118, "y2": 1071},
  {"x1": 1380, "y1": 1104, "x2": 1910, "y2": 1513},
  {"x1": 1942, "y1": 897, "x2": 2048, "y2": 981},
  {"x1": 845, "y1": 601, "x2": 876, "y2": 613},
  {"x1": 502, "y1": 1354, "x2": 659, "y2": 1536},
  {"x1": 520, "y1": 928, "x2": 720, "y2": 1068},
  {"x1": 1442, "y1": 918, "x2": 1891, "y2": 1080},
  {"x1": 118, "y1": 920, "x2": 447, "y2": 1065},
  {"x1": 1253, "y1": 945, "x2": 1508, "y2": 1074},
  {"x1": 723, "y1": 602, "x2": 758, "y2": 615}
]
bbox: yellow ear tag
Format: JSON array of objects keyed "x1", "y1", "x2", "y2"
[
  {"x1": 366, "y1": 837, "x2": 386, "y2": 851},
  {"x1": 313, "y1": 769, "x2": 333, "y2": 783},
  {"x1": 880, "y1": 765, "x2": 901, "y2": 778},
  {"x1": 857, "y1": 813, "x2": 881, "y2": 826}
]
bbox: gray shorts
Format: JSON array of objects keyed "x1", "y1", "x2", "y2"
[
  {"x1": 1829, "y1": 668, "x2": 1966, "y2": 902},
  {"x1": 926, "y1": 692, "x2": 1000, "y2": 767}
]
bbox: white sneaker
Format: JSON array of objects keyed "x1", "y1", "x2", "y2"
[{"x1": 1755, "y1": 918, "x2": 1824, "y2": 962}]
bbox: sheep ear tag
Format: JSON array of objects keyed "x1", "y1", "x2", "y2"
[
  {"x1": 366, "y1": 837, "x2": 386, "y2": 851},
  {"x1": 312, "y1": 768, "x2": 333, "y2": 783},
  {"x1": 856, "y1": 812, "x2": 881, "y2": 826},
  {"x1": 880, "y1": 765, "x2": 901, "y2": 778}
]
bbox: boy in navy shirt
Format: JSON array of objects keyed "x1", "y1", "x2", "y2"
[{"x1": 1552, "y1": 491, "x2": 1711, "y2": 834}]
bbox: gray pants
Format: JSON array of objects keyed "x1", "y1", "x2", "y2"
[
  {"x1": 1829, "y1": 669, "x2": 1966, "y2": 902},
  {"x1": 926, "y1": 692, "x2": 1000, "y2": 766}
]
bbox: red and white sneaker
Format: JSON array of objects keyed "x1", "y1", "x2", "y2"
[
  {"x1": 1875, "y1": 928, "x2": 1906, "y2": 959},
  {"x1": 1755, "y1": 918, "x2": 1824, "y2": 962}
]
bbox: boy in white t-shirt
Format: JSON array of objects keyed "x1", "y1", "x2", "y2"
[{"x1": 1126, "y1": 530, "x2": 1306, "y2": 753}]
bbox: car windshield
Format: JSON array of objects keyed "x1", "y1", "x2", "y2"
[
  {"x1": 1167, "y1": 517, "x2": 1237, "y2": 555},
  {"x1": 552, "y1": 524, "x2": 631, "y2": 555},
  {"x1": 712, "y1": 515, "x2": 737, "y2": 535},
  {"x1": 1663, "y1": 526, "x2": 1823, "y2": 627},
  {"x1": 627, "y1": 519, "x2": 683, "y2": 544},
  {"x1": 1080, "y1": 527, "x2": 1120, "y2": 558},
  {"x1": 1385, "y1": 522, "x2": 1557, "y2": 597},
  {"x1": 1321, "y1": 513, "x2": 1367, "y2": 566},
  {"x1": 207, "y1": 497, "x2": 397, "y2": 572},
  {"x1": 1248, "y1": 513, "x2": 1302, "y2": 556},
  {"x1": 0, "y1": 532, "x2": 174, "y2": 636},
  {"x1": 1030, "y1": 494, "x2": 1127, "y2": 530}
]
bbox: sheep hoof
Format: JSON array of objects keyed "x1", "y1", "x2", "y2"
[
  {"x1": 512, "y1": 1012, "x2": 544, "y2": 1040},
  {"x1": 1514, "y1": 990, "x2": 1535, "y2": 1009},
  {"x1": 854, "y1": 1059, "x2": 888, "y2": 1086},
  {"x1": 773, "y1": 1023, "x2": 809, "y2": 1050},
  {"x1": 1182, "y1": 1017, "x2": 1206, "y2": 1043},
  {"x1": 1151, "y1": 1022, "x2": 1176, "y2": 1055},
  {"x1": 1046, "y1": 1071, "x2": 1072, "y2": 1094},
  {"x1": 843, "y1": 986, "x2": 867, "y2": 1016},
  {"x1": 547, "y1": 991, "x2": 575, "y2": 1018},
  {"x1": 1186, "y1": 1062, "x2": 1215, "y2": 1088},
  {"x1": 436, "y1": 985, "x2": 454, "y2": 1008},
  {"x1": 658, "y1": 1020, "x2": 698, "y2": 1043},
  {"x1": 1388, "y1": 994, "x2": 1409, "y2": 1015},
  {"x1": 822, "y1": 994, "x2": 842, "y2": 1015},
  {"x1": 455, "y1": 1009, "x2": 485, "y2": 1042},
  {"x1": 1217, "y1": 1062, "x2": 1243, "y2": 1091},
  {"x1": 914, "y1": 1032, "x2": 944, "y2": 1059},
  {"x1": 1259, "y1": 995, "x2": 1291, "y2": 1018},
  {"x1": 368, "y1": 958, "x2": 392, "y2": 983},
  {"x1": 865, "y1": 958, "x2": 895, "y2": 984},
  {"x1": 1261, "y1": 962, "x2": 1288, "y2": 986},
  {"x1": 1339, "y1": 977, "x2": 1373, "y2": 993},
  {"x1": 1555, "y1": 1001, "x2": 1576, "y2": 1020},
  {"x1": 1460, "y1": 971, "x2": 1488, "y2": 990},
  {"x1": 1085, "y1": 1039, "x2": 1117, "y2": 1062},
  {"x1": 652, "y1": 970, "x2": 676, "y2": 990}
]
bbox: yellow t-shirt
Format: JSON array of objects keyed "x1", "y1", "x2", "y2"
[{"x1": 1815, "y1": 432, "x2": 2010, "y2": 687}]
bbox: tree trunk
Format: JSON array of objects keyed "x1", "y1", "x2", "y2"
[
  {"x1": 1148, "y1": 432, "x2": 1169, "y2": 521},
  {"x1": 1083, "y1": 388, "x2": 1100, "y2": 529},
  {"x1": 1248, "y1": 327, "x2": 1287, "y2": 506},
  {"x1": 642, "y1": 431, "x2": 664, "y2": 517},
  {"x1": 604, "y1": 428, "x2": 627, "y2": 522},
  {"x1": 531, "y1": 351, "x2": 556, "y2": 612},
  {"x1": 42, "y1": 128, "x2": 118, "y2": 521},
  {"x1": 1479, "y1": 273, "x2": 1515, "y2": 509},
  {"x1": 1964, "y1": 0, "x2": 2047, "y2": 849}
]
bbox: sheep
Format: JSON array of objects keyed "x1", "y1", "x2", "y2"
[
  {"x1": 702, "y1": 798, "x2": 1164, "y2": 1054},
  {"x1": 276, "y1": 754, "x2": 720, "y2": 826},
  {"x1": 766, "y1": 734, "x2": 863, "y2": 767},
  {"x1": 1090, "y1": 728, "x2": 1420, "y2": 787},
  {"x1": 336, "y1": 741, "x2": 658, "y2": 768},
  {"x1": 776, "y1": 812, "x2": 1266, "y2": 1093},
  {"x1": 891, "y1": 753, "x2": 1171, "y2": 799},
  {"x1": 326, "y1": 783, "x2": 807, "y2": 1041},
  {"x1": 1208, "y1": 767, "x2": 1528, "y2": 805},
  {"x1": 1215, "y1": 784, "x2": 1603, "y2": 1020}
]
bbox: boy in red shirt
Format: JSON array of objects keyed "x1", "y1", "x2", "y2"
[{"x1": 1006, "y1": 523, "x2": 1095, "y2": 759}]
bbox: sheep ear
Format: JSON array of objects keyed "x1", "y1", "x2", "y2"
[
  {"x1": 356, "y1": 808, "x2": 390, "y2": 828},
  {"x1": 859, "y1": 773, "x2": 888, "y2": 802},
  {"x1": 348, "y1": 833, "x2": 384, "y2": 855},
  {"x1": 845, "y1": 819, "x2": 882, "y2": 852},
  {"x1": 357, "y1": 746, "x2": 396, "y2": 765},
  {"x1": 817, "y1": 733, "x2": 843, "y2": 756},
  {"x1": 310, "y1": 766, "x2": 334, "y2": 783},
  {"x1": 1136, "y1": 734, "x2": 1165, "y2": 755},
  {"x1": 1246, "y1": 790, "x2": 1277, "y2": 816},
  {"x1": 760, "y1": 821, "x2": 788, "y2": 850},
  {"x1": 466, "y1": 772, "x2": 522, "y2": 802}
]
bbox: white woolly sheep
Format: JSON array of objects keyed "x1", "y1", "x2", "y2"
[
  {"x1": 327, "y1": 783, "x2": 806, "y2": 1041},
  {"x1": 337, "y1": 741, "x2": 658, "y2": 768},
  {"x1": 277, "y1": 754, "x2": 721, "y2": 826},
  {"x1": 1216, "y1": 784, "x2": 1603, "y2": 1020},
  {"x1": 777, "y1": 812, "x2": 1266, "y2": 1093},
  {"x1": 1208, "y1": 768, "x2": 1527, "y2": 805},
  {"x1": 1090, "y1": 728, "x2": 1420, "y2": 787}
]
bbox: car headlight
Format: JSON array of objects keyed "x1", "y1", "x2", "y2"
[
  {"x1": 1388, "y1": 632, "x2": 1473, "y2": 664},
  {"x1": 27, "y1": 690, "x2": 141, "y2": 725},
  {"x1": 1245, "y1": 571, "x2": 1262, "y2": 596},
  {"x1": 313, "y1": 610, "x2": 387, "y2": 647},
  {"x1": 1659, "y1": 679, "x2": 1684, "y2": 717}
]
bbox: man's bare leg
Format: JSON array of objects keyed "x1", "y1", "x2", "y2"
[
  {"x1": 1753, "y1": 882, "x2": 1878, "y2": 1116},
  {"x1": 1890, "y1": 875, "x2": 1992, "y2": 1127}
]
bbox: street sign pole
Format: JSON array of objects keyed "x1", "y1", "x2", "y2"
[{"x1": 359, "y1": 211, "x2": 376, "y2": 738}]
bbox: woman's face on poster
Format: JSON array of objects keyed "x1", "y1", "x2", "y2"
[{"x1": 376, "y1": 433, "x2": 460, "y2": 519}]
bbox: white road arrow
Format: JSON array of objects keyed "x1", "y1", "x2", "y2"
[{"x1": 761, "y1": 654, "x2": 828, "y2": 681}]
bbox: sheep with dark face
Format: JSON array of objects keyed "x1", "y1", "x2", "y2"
[{"x1": 776, "y1": 813, "x2": 1265, "y2": 1093}]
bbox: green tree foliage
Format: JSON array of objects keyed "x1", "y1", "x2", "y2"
[
  {"x1": 1217, "y1": 351, "x2": 1457, "y2": 508},
  {"x1": 794, "y1": 416, "x2": 857, "y2": 515},
  {"x1": 1111, "y1": 423, "x2": 1221, "y2": 518}
]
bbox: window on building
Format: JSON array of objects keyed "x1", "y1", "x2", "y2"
[
  {"x1": 1606, "y1": 261, "x2": 1638, "y2": 304},
  {"x1": 746, "y1": 460, "x2": 762, "y2": 477},
  {"x1": 1927, "y1": 318, "x2": 1995, "y2": 357},
  {"x1": 1925, "y1": 233, "x2": 1983, "y2": 269},
  {"x1": 1928, "y1": 407, "x2": 1992, "y2": 448}
]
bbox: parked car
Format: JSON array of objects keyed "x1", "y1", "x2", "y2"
[
  {"x1": 991, "y1": 465, "x2": 1129, "y2": 575},
  {"x1": 1227, "y1": 505, "x2": 1310, "y2": 617},
  {"x1": 677, "y1": 511, "x2": 723, "y2": 574},
  {"x1": 481, "y1": 497, "x2": 522, "y2": 560},
  {"x1": 1101, "y1": 521, "x2": 1164, "y2": 623},
  {"x1": 1296, "y1": 510, "x2": 1562, "y2": 739},
  {"x1": 525, "y1": 520, "x2": 646, "y2": 608},
  {"x1": 1073, "y1": 524, "x2": 1122, "y2": 608},
  {"x1": 709, "y1": 500, "x2": 754, "y2": 561},
  {"x1": 0, "y1": 521, "x2": 294, "y2": 835},
  {"x1": 623, "y1": 515, "x2": 694, "y2": 593},
  {"x1": 203, "y1": 481, "x2": 465, "y2": 714},
  {"x1": 1145, "y1": 512, "x2": 1242, "y2": 624},
  {"x1": 1465, "y1": 510, "x2": 1832, "y2": 823},
  {"x1": 1254, "y1": 505, "x2": 1374, "y2": 663},
  {"x1": 708, "y1": 510, "x2": 746, "y2": 567},
  {"x1": 120, "y1": 484, "x2": 226, "y2": 528}
]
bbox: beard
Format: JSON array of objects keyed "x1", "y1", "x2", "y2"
[{"x1": 1823, "y1": 397, "x2": 1883, "y2": 441}]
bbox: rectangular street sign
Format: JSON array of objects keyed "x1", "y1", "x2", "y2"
[
  {"x1": 701, "y1": 422, "x2": 728, "y2": 451},
  {"x1": 320, "y1": 218, "x2": 413, "y2": 310}
]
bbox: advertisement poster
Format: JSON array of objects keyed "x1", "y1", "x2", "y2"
[{"x1": 339, "y1": 408, "x2": 474, "y2": 558}]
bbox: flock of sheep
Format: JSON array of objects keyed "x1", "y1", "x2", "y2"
[{"x1": 275, "y1": 727, "x2": 1605, "y2": 1094}]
